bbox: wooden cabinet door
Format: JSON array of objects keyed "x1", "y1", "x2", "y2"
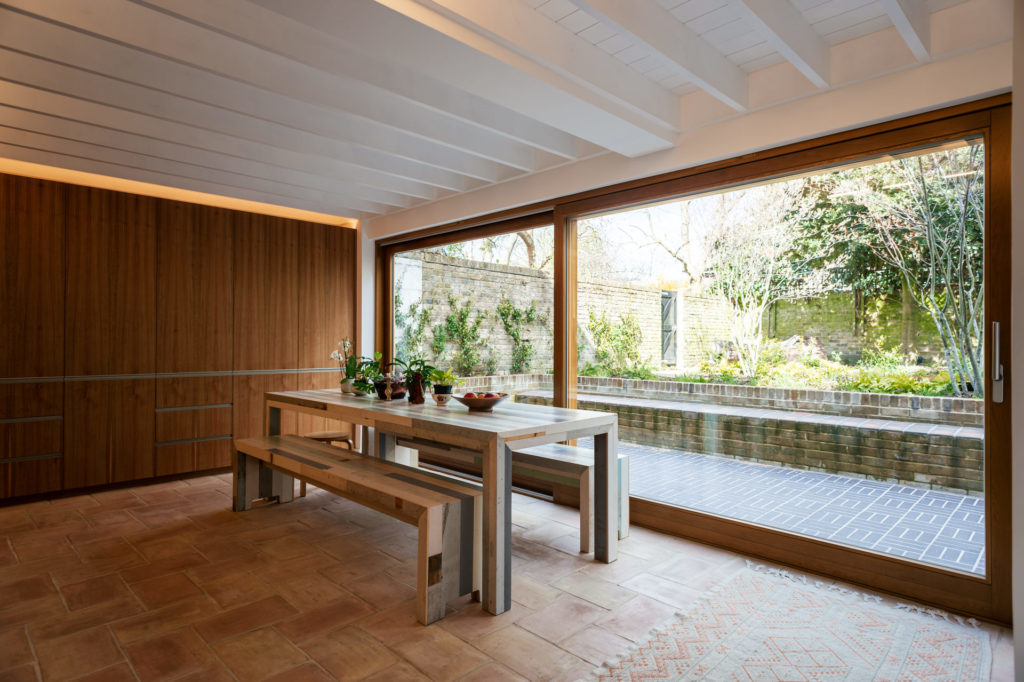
[
  {"x1": 65, "y1": 186, "x2": 156, "y2": 376},
  {"x1": 298, "y1": 223, "x2": 357, "y2": 369},
  {"x1": 64, "y1": 379, "x2": 154, "y2": 488},
  {"x1": 156, "y1": 200, "x2": 233, "y2": 373},
  {"x1": 0, "y1": 382, "x2": 63, "y2": 498},
  {"x1": 0, "y1": 174, "x2": 65, "y2": 378},
  {"x1": 232, "y1": 373, "x2": 298, "y2": 440},
  {"x1": 233, "y1": 214, "x2": 298, "y2": 371}
]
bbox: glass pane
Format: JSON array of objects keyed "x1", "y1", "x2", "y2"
[
  {"x1": 569, "y1": 140, "x2": 986, "y2": 575},
  {"x1": 393, "y1": 225, "x2": 554, "y2": 393}
]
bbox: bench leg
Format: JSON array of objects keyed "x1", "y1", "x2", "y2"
[
  {"x1": 232, "y1": 448, "x2": 261, "y2": 512},
  {"x1": 618, "y1": 456, "x2": 630, "y2": 540},
  {"x1": 417, "y1": 499, "x2": 477, "y2": 625},
  {"x1": 579, "y1": 468, "x2": 594, "y2": 554}
]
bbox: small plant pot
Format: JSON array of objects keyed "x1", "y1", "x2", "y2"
[
  {"x1": 432, "y1": 393, "x2": 452, "y2": 406},
  {"x1": 373, "y1": 379, "x2": 407, "y2": 400},
  {"x1": 433, "y1": 384, "x2": 453, "y2": 395},
  {"x1": 340, "y1": 378, "x2": 358, "y2": 394},
  {"x1": 406, "y1": 373, "x2": 427, "y2": 405}
]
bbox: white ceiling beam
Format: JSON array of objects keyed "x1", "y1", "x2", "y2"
[
  {"x1": 2, "y1": 0, "x2": 529, "y2": 181},
  {"x1": 0, "y1": 78, "x2": 474, "y2": 198},
  {"x1": 250, "y1": 0, "x2": 677, "y2": 157},
  {"x1": 129, "y1": 0, "x2": 597, "y2": 162},
  {"x1": 0, "y1": 45, "x2": 513, "y2": 185},
  {"x1": 729, "y1": 0, "x2": 831, "y2": 88},
  {"x1": 880, "y1": 0, "x2": 931, "y2": 61},
  {"x1": 0, "y1": 105, "x2": 417, "y2": 211},
  {"x1": 567, "y1": 0, "x2": 748, "y2": 111}
]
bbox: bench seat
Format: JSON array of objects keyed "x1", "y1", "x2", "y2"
[
  {"x1": 233, "y1": 434, "x2": 480, "y2": 625},
  {"x1": 399, "y1": 437, "x2": 628, "y2": 553}
]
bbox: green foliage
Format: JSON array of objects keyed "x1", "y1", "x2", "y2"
[
  {"x1": 439, "y1": 294, "x2": 490, "y2": 377},
  {"x1": 858, "y1": 342, "x2": 908, "y2": 371},
  {"x1": 496, "y1": 298, "x2": 539, "y2": 374},
  {"x1": 429, "y1": 368, "x2": 461, "y2": 386},
  {"x1": 394, "y1": 283, "x2": 432, "y2": 362},
  {"x1": 581, "y1": 311, "x2": 656, "y2": 379}
]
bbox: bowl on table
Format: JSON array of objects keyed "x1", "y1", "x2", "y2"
[{"x1": 452, "y1": 392, "x2": 508, "y2": 412}]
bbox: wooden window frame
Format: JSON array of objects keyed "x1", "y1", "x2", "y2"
[{"x1": 375, "y1": 94, "x2": 1011, "y2": 624}]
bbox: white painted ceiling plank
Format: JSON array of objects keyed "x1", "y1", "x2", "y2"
[
  {"x1": 0, "y1": 105, "x2": 419, "y2": 210},
  {"x1": 0, "y1": 127, "x2": 392, "y2": 215},
  {"x1": 364, "y1": 0, "x2": 679, "y2": 155},
  {"x1": 570, "y1": 0, "x2": 748, "y2": 110},
  {"x1": 4, "y1": 1, "x2": 537, "y2": 179},
  {"x1": 729, "y1": 0, "x2": 831, "y2": 87},
  {"x1": 0, "y1": 142, "x2": 371, "y2": 219},
  {"x1": 880, "y1": 0, "x2": 929, "y2": 57},
  {"x1": 0, "y1": 79, "x2": 476, "y2": 196}
]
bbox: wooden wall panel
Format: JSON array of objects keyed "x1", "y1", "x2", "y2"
[
  {"x1": 64, "y1": 379, "x2": 154, "y2": 488},
  {"x1": 155, "y1": 407, "x2": 231, "y2": 443},
  {"x1": 0, "y1": 174, "x2": 65, "y2": 378},
  {"x1": 65, "y1": 187, "x2": 156, "y2": 376},
  {"x1": 157, "y1": 200, "x2": 234, "y2": 373},
  {"x1": 295, "y1": 371, "x2": 352, "y2": 438},
  {"x1": 298, "y1": 224, "x2": 356, "y2": 368},
  {"x1": 234, "y1": 214, "x2": 298, "y2": 371},
  {"x1": 155, "y1": 376, "x2": 232, "y2": 409},
  {"x1": 233, "y1": 373, "x2": 298, "y2": 440},
  {"x1": 0, "y1": 383, "x2": 63, "y2": 419}
]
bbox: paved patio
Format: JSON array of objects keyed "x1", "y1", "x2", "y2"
[{"x1": 578, "y1": 437, "x2": 986, "y2": 576}]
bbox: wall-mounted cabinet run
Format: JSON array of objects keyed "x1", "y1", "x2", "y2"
[{"x1": 0, "y1": 173, "x2": 356, "y2": 499}]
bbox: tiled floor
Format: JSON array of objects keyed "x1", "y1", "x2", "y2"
[
  {"x1": 0, "y1": 473, "x2": 1012, "y2": 681},
  {"x1": 578, "y1": 436, "x2": 987, "y2": 575}
]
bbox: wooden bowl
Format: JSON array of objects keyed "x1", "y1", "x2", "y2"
[{"x1": 452, "y1": 393, "x2": 508, "y2": 412}]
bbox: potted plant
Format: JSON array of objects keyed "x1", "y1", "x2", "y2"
[
  {"x1": 352, "y1": 353, "x2": 403, "y2": 399},
  {"x1": 402, "y1": 358, "x2": 436, "y2": 405},
  {"x1": 330, "y1": 338, "x2": 366, "y2": 394},
  {"x1": 429, "y1": 368, "x2": 460, "y2": 395}
]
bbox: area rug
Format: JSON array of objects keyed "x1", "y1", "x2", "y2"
[{"x1": 596, "y1": 563, "x2": 991, "y2": 681}]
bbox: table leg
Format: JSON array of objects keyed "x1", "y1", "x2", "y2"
[
  {"x1": 481, "y1": 436, "x2": 512, "y2": 615},
  {"x1": 260, "y1": 404, "x2": 294, "y2": 504},
  {"x1": 594, "y1": 425, "x2": 619, "y2": 563}
]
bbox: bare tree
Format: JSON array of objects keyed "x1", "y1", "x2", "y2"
[{"x1": 856, "y1": 145, "x2": 985, "y2": 396}]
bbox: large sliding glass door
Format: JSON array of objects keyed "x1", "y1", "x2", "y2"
[{"x1": 380, "y1": 100, "x2": 1011, "y2": 623}]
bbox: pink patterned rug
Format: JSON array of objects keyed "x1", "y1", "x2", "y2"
[{"x1": 597, "y1": 564, "x2": 990, "y2": 681}]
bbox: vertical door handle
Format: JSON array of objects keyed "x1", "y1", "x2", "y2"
[{"x1": 992, "y1": 321, "x2": 1004, "y2": 403}]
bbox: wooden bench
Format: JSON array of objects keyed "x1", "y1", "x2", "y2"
[
  {"x1": 233, "y1": 434, "x2": 481, "y2": 625},
  {"x1": 398, "y1": 437, "x2": 628, "y2": 554}
]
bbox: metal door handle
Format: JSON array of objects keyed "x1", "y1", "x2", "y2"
[{"x1": 992, "y1": 321, "x2": 1004, "y2": 403}]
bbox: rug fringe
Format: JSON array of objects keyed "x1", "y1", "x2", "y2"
[{"x1": 747, "y1": 560, "x2": 980, "y2": 627}]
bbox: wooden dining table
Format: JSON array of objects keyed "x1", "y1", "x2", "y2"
[{"x1": 262, "y1": 389, "x2": 619, "y2": 616}]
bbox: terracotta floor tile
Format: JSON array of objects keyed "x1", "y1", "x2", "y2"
[
  {"x1": 0, "y1": 509, "x2": 34, "y2": 535},
  {"x1": 315, "y1": 533, "x2": 378, "y2": 562},
  {"x1": 0, "y1": 626, "x2": 33, "y2": 671},
  {"x1": 437, "y1": 601, "x2": 529, "y2": 642},
  {"x1": 28, "y1": 509, "x2": 87, "y2": 530},
  {"x1": 193, "y1": 595, "x2": 297, "y2": 643},
  {"x1": 211, "y1": 627, "x2": 307, "y2": 681},
  {"x1": 0, "y1": 665, "x2": 40, "y2": 682},
  {"x1": 510, "y1": 574, "x2": 562, "y2": 611},
  {"x1": 72, "y1": 538, "x2": 146, "y2": 571},
  {"x1": 203, "y1": 570, "x2": 276, "y2": 609},
  {"x1": 593, "y1": 595, "x2": 677, "y2": 643},
  {"x1": 124, "y1": 627, "x2": 214, "y2": 682},
  {"x1": 343, "y1": 572, "x2": 416, "y2": 610},
  {"x1": 550, "y1": 572, "x2": 638, "y2": 610},
  {"x1": 517, "y1": 596, "x2": 607, "y2": 643},
  {"x1": 119, "y1": 551, "x2": 209, "y2": 584},
  {"x1": 0, "y1": 575, "x2": 55, "y2": 609},
  {"x1": 130, "y1": 537, "x2": 201, "y2": 561},
  {"x1": 619, "y1": 573, "x2": 703, "y2": 610},
  {"x1": 275, "y1": 593, "x2": 374, "y2": 644},
  {"x1": 0, "y1": 541, "x2": 15, "y2": 569},
  {"x1": 34, "y1": 626, "x2": 123, "y2": 682},
  {"x1": 31, "y1": 597, "x2": 144, "y2": 642},
  {"x1": 475, "y1": 625, "x2": 585, "y2": 681},
  {"x1": 11, "y1": 536, "x2": 76, "y2": 563},
  {"x1": 301, "y1": 626, "x2": 396, "y2": 680},
  {"x1": 263, "y1": 662, "x2": 335, "y2": 682},
  {"x1": 59, "y1": 574, "x2": 130, "y2": 611},
  {"x1": 275, "y1": 573, "x2": 348, "y2": 611},
  {"x1": 247, "y1": 551, "x2": 337, "y2": 584},
  {"x1": 559, "y1": 625, "x2": 633, "y2": 666},
  {"x1": 256, "y1": 536, "x2": 318, "y2": 561},
  {"x1": 129, "y1": 572, "x2": 203, "y2": 609},
  {"x1": 361, "y1": 660, "x2": 431, "y2": 681},
  {"x1": 355, "y1": 601, "x2": 421, "y2": 644},
  {"x1": 388, "y1": 627, "x2": 491, "y2": 682},
  {"x1": 69, "y1": 662, "x2": 138, "y2": 682},
  {"x1": 578, "y1": 551, "x2": 663, "y2": 584},
  {"x1": 318, "y1": 550, "x2": 401, "y2": 585},
  {"x1": 66, "y1": 521, "x2": 148, "y2": 546},
  {"x1": 170, "y1": 664, "x2": 236, "y2": 682},
  {"x1": 111, "y1": 595, "x2": 221, "y2": 645},
  {"x1": 458, "y1": 662, "x2": 529, "y2": 681},
  {"x1": 190, "y1": 538, "x2": 259, "y2": 564},
  {"x1": 186, "y1": 557, "x2": 265, "y2": 586}
]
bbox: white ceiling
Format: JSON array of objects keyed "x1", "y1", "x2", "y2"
[{"x1": 0, "y1": 0, "x2": 995, "y2": 223}]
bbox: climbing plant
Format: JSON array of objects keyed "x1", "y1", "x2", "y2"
[
  {"x1": 435, "y1": 294, "x2": 491, "y2": 376},
  {"x1": 496, "y1": 298, "x2": 539, "y2": 374}
]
